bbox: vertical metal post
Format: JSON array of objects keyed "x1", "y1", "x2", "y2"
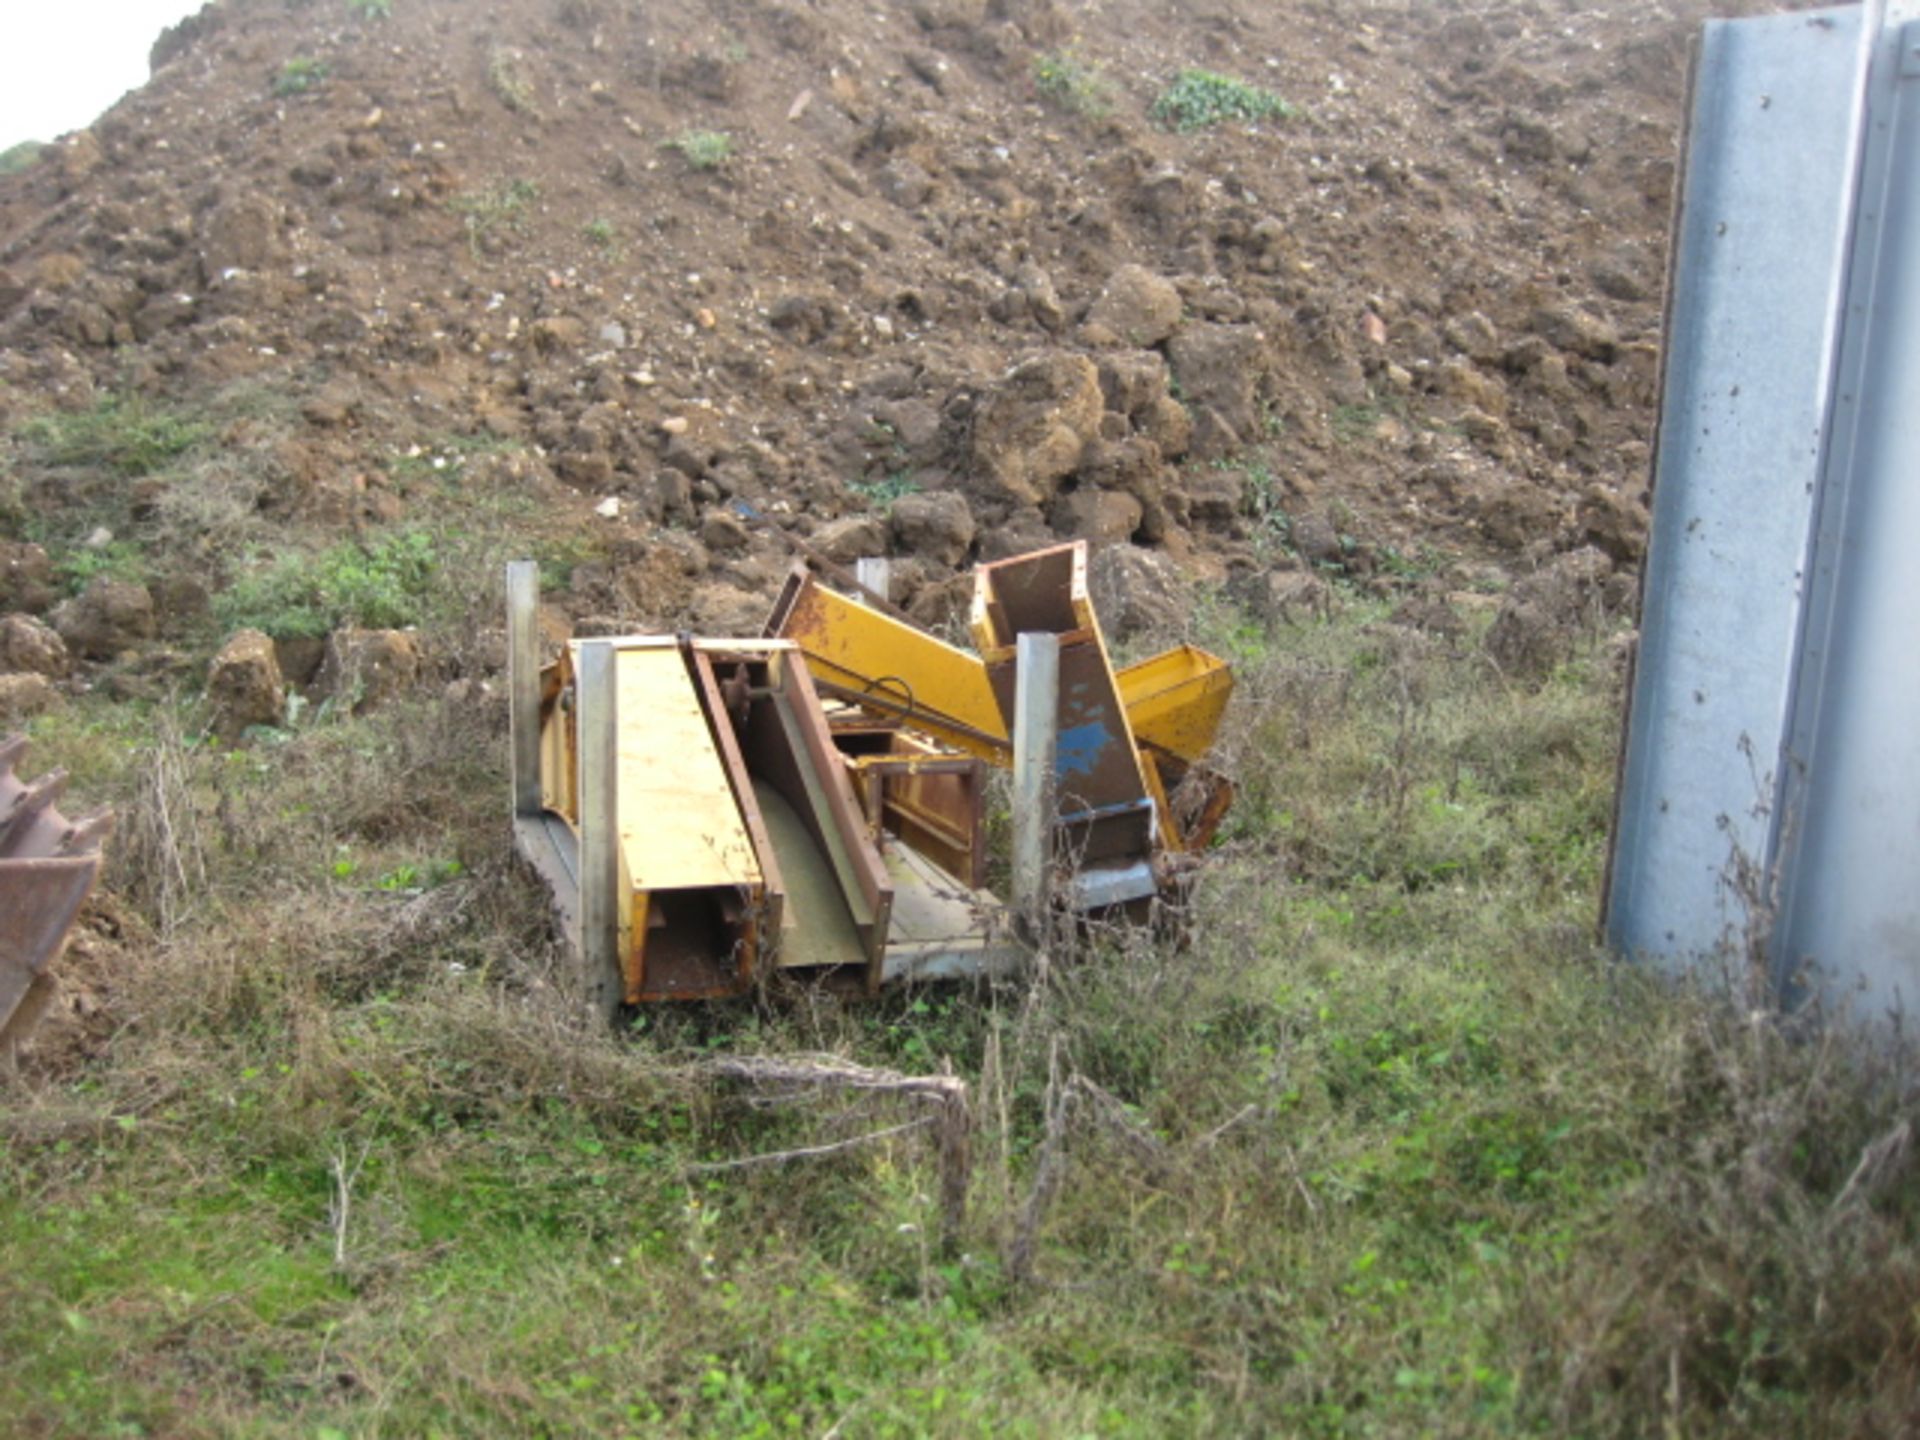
[
  {"x1": 1011, "y1": 631, "x2": 1059, "y2": 947},
  {"x1": 506, "y1": 561, "x2": 542, "y2": 819},
  {"x1": 855, "y1": 557, "x2": 891, "y2": 605},
  {"x1": 575, "y1": 639, "x2": 623, "y2": 1023}
]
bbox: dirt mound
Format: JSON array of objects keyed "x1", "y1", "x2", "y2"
[{"x1": 0, "y1": 0, "x2": 1808, "y2": 643}]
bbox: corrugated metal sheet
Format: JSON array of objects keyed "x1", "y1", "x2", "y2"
[{"x1": 1607, "y1": 2, "x2": 1920, "y2": 1019}]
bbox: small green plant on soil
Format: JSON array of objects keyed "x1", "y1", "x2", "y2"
[
  {"x1": 54, "y1": 539, "x2": 149, "y2": 596},
  {"x1": 20, "y1": 394, "x2": 211, "y2": 477},
  {"x1": 346, "y1": 0, "x2": 391, "y2": 18},
  {"x1": 1333, "y1": 392, "x2": 1412, "y2": 445},
  {"x1": 1033, "y1": 50, "x2": 1112, "y2": 117},
  {"x1": 1225, "y1": 455, "x2": 1291, "y2": 556},
  {"x1": 668, "y1": 129, "x2": 733, "y2": 171},
  {"x1": 1151, "y1": 68, "x2": 1296, "y2": 131},
  {"x1": 847, "y1": 472, "x2": 917, "y2": 511},
  {"x1": 216, "y1": 529, "x2": 439, "y2": 640},
  {"x1": 452, "y1": 178, "x2": 539, "y2": 258},
  {"x1": 0, "y1": 140, "x2": 45, "y2": 175},
  {"x1": 582, "y1": 217, "x2": 617, "y2": 251},
  {"x1": 488, "y1": 47, "x2": 538, "y2": 116},
  {"x1": 273, "y1": 57, "x2": 328, "y2": 97},
  {"x1": 1377, "y1": 542, "x2": 1446, "y2": 579}
]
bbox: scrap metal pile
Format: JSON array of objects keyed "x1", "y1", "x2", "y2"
[{"x1": 509, "y1": 541, "x2": 1234, "y2": 1008}]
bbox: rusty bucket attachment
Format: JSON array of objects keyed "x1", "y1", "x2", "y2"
[{"x1": 0, "y1": 735, "x2": 111, "y2": 1062}]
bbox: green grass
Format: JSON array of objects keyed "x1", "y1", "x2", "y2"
[
  {"x1": 12, "y1": 395, "x2": 216, "y2": 592},
  {"x1": 1151, "y1": 68, "x2": 1296, "y2": 131},
  {"x1": 21, "y1": 394, "x2": 212, "y2": 477},
  {"x1": 582, "y1": 216, "x2": 618, "y2": 253},
  {"x1": 3, "y1": 591, "x2": 1915, "y2": 1437},
  {"x1": 1033, "y1": 50, "x2": 1112, "y2": 118},
  {"x1": 52, "y1": 538, "x2": 150, "y2": 595},
  {"x1": 667, "y1": 129, "x2": 733, "y2": 171},
  {"x1": 847, "y1": 471, "x2": 918, "y2": 512},
  {"x1": 215, "y1": 528, "x2": 440, "y2": 640},
  {"x1": 273, "y1": 57, "x2": 328, "y2": 97},
  {"x1": 452, "y1": 179, "x2": 540, "y2": 259},
  {"x1": 0, "y1": 139, "x2": 45, "y2": 175}
]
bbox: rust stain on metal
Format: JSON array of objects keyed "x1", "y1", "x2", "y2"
[{"x1": 0, "y1": 735, "x2": 111, "y2": 1060}]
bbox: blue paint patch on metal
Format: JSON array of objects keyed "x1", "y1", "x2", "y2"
[
  {"x1": 1608, "y1": 1, "x2": 1920, "y2": 1020},
  {"x1": 1055, "y1": 718, "x2": 1111, "y2": 778}
]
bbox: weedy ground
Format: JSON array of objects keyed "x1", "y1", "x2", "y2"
[{"x1": 3, "y1": 588, "x2": 1916, "y2": 1438}]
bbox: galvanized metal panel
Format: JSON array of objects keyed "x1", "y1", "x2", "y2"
[
  {"x1": 1607, "y1": 5, "x2": 1869, "y2": 965},
  {"x1": 1772, "y1": 12, "x2": 1920, "y2": 1016},
  {"x1": 576, "y1": 640, "x2": 623, "y2": 1021},
  {"x1": 1610, "y1": 2, "x2": 1920, "y2": 1017},
  {"x1": 1011, "y1": 630, "x2": 1060, "y2": 942}
]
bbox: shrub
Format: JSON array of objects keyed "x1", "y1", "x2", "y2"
[
  {"x1": 0, "y1": 140, "x2": 45, "y2": 176},
  {"x1": 346, "y1": 0, "x2": 391, "y2": 17},
  {"x1": 1151, "y1": 68, "x2": 1295, "y2": 131},
  {"x1": 54, "y1": 539, "x2": 149, "y2": 596},
  {"x1": 848, "y1": 472, "x2": 918, "y2": 510},
  {"x1": 20, "y1": 395, "x2": 211, "y2": 477},
  {"x1": 273, "y1": 57, "x2": 328, "y2": 97},
  {"x1": 216, "y1": 529, "x2": 439, "y2": 640},
  {"x1": 452, "y1": 179, "x2": 539, "y2": 258},
  {"x1": 668, "y1": 129, "x2": 733, "y2": 171},
  {"x1": 487, "y1": 47, "x2": 538, "y2": 116},
  {"x1": 1033, "y1": 50, "x2": 1112, "y2": 117}
]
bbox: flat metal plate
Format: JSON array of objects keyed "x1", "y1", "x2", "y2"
[
  {"x1": 615, "y1": 648, "x2": 761, "y2": 892},
  {"x1": 879, "y1": 844, "x2": 1022, "y2": 983},
  {"x1": 1771, "y1": 4, "x2": 1920, "y2": 1012},
  {"x1": 1609, "y1": 1, "x2": 1920, "y2": 1018},
  {"x1": 753, "y1": 777, "x2": 865, "y2": 972},
  {"x1": 1607, "y1": 5, "x2": 1867, "y2": 964}
]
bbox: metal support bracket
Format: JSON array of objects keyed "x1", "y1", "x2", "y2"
[
  {"x1": 575, "y1": 639, "x2": 623, "y2": 1022},
  {"x1": 1010, "y1": 632, "x2": 1059, "y2": 947}
]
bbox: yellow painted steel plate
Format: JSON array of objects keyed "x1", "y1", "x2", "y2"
[
  {"x1": 1116, "y1": 645, "x2": 1235, "y2": 763},
  {"x1": 780, "y1": 582, "x2": 1007, "y2": 743},
  {"x1": 615, "y1": 648, "x2": 761, "y2": 891}
]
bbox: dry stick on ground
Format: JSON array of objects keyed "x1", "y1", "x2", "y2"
[
  {"x1": 1828, "y1": 1118, "x2": 1914, "y2": 1225},
  {"x1": 1009, "y1": 1037, "x2": 1071, "y2": 1286},
  {"x1": 1010, "y1": 1044, "x2": 1231, "y2": 1286},
  {"x1": 328, "y1": 1141, "x2": 372, "y2": 1269},
  {"x1": 117, "y1": 712, "x2": 207, "y2": 938},
  {"x1": 688, "y1": 1115, "x2": 937, "y2": 1171},
  {"x1": 981, "y1": 1023, "x2": 1017, "y2": 1256},
  {"x1": 692, "y1": 1054, "x2": 973, "y2": 1250}
]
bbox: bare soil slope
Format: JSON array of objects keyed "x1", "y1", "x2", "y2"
[{"x1": 0, "y1": 0, "x2": 1803, "y2": 645}]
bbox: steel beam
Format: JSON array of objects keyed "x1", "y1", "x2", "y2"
[
  {"x1": 506, "y1": 560, "x2": 541, "y2": 820},
  {"x1": 1011, "y1": 632, "x2": 1059, "y2": 946},
  {"x1": 1607, "y1": 2, "x2": 1920, "y2": 1019}
]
